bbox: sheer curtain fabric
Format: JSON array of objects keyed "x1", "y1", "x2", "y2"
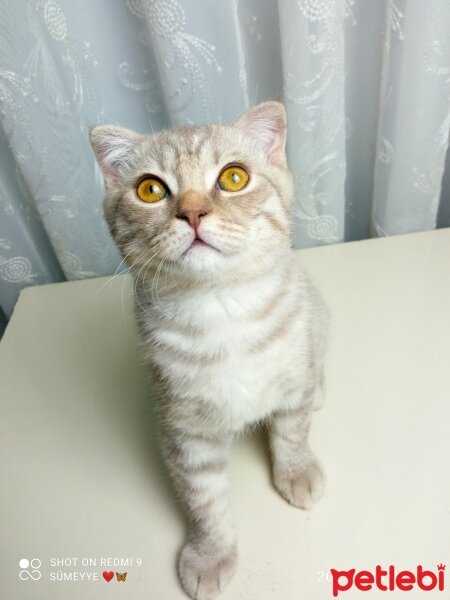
[{"x1": 1, "y1": 0, "x2": 450, "y2": 318}]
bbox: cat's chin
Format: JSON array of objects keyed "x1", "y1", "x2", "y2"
[
  {"x1": 177, "y1": 242, "x2": 229, "y2": 276},
  {"x1": 173, "y1": 239, "x2": 278, "y2": 281}
]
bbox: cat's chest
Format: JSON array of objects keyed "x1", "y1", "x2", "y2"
[
  {"x1": 137, "y1": 273, "x2": 308, "y2": 429},
  {"x1": 144, "y1": 277, "x2": 287, "y2": 358}
]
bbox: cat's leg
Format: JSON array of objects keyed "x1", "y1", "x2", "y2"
[
  {"x1": 160, "y1": 428, "x2": 237, "y2": 600},
  {"x1": 269, "y1": 388, "x2": 325, "y2": 509}
]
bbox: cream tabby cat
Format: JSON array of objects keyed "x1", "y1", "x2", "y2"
[{"x1": 90, "y1": 102, "x2": 328, "y2": 600}]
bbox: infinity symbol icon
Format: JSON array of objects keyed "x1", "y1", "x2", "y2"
[{"x1": 19, "y1": 558, "x2": 42, "y2": 581}]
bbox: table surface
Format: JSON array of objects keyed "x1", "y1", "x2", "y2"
[{"x1": 1, "y1": 229, "x2": 450, "y2": 600}]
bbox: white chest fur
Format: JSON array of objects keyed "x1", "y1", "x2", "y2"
[{"x1": 136, "y1": 259, "x2": 313, "y2": 433}]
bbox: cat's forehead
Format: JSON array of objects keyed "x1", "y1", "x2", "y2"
[{"x1": 134, "y1": 124, "x2": 250, "y2": 191}]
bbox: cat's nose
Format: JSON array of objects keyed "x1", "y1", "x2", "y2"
[
  {"x1": 176, "y1": 208, "x2": 210, "y2": 231},
  {"x1": 176, "y1": 191, "x2": 212, "y2": 230}
]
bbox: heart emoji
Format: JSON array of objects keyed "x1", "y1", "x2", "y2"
[{"x1": 103, "y1": 571, "x2": 114, "y2": 582}]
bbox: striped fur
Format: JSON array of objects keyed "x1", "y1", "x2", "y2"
[{"x1": 91, "y1": 102, "x2": 329, "y2": 600}]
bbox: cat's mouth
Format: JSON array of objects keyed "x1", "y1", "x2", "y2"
[
  {"x1": 187, "y1": 235, "x2": 219, "y2": 252},
  {"x1": 192, "y1": 237, "x2": 207, "y2": 247}
]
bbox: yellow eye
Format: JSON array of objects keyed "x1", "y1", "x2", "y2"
[
  {"x1": 218, "y1": 165, "x2": 249, "y2": 192},
  {"x1": 136, "y1": 177, "x2": 169, "y2": 203}
]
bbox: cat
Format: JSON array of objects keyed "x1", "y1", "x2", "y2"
[{"x1": 90, "y1": 101, "x2": 328, "y2": 600}]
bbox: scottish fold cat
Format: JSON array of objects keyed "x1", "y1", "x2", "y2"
[{"x1": 90, "y1": 102, "x2": 328, "y2": 599}]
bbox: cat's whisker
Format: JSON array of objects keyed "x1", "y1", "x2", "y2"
[
  {"x1": 168, "y1": 256, "x2": 176, "y2": 286},
  {"x1": 149, "y1": 257, "x2": 166, "y2": 310},
  {"x1": 90, "y1": 250, "x2": 134, "y2": 298},
  {"x1": 134, "y1": 244, "x2": 166, "y2": 315},
  {"x1": 122, "y1": 246, "x2": 157, "y2": 319},
  {"x1": 120, "y1": 266, "x2": 134, "y2": 322},
  {"x1": 140, "y1": 243, "x2": 165, "y2": 283}
]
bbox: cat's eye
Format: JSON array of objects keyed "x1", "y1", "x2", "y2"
[
  {"x1": 136, "y1": 176, "x2": 169, "y2": 203},
  {"x1": 217, "y1": 165, "x2": 249, "y2": 192}
]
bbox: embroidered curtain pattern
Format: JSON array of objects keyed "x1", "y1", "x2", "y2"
[{"x1": 1, "y1": 0, "x2": 450, "y2": 319}]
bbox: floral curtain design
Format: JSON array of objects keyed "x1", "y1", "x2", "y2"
[{"x1": 1, "y1": 0, "x2": 450, "y2": 320}]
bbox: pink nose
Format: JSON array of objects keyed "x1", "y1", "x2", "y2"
[{"x1": 176, "y1": 208, "x2": 210, "y2": 231}]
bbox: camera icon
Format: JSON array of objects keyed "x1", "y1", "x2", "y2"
[{"x1": 19, "y1": 558, "x2": 41, "y2": 581}]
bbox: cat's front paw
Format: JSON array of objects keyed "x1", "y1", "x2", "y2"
[
  {"x1": 273, "y1": 457, "x2": 325, "y2": 510},
  {"x1": 178, "y1": 539, "x2": 237, "y2": 600}
]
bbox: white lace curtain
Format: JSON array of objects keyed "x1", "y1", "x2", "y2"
[{"x1": 1, "y1": 0, "x2": 450, "y2": 321}]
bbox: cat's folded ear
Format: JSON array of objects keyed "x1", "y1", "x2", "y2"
[
  {"x1": 232, "y1": 101, "x2": 287, "y2": 165},
  {"x1": 89, "y1": 125, "x2": 142, "y2": 186}
]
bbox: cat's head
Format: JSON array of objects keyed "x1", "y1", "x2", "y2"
[{"x1": 90, "y1": 102, "x2": 293, "y2": 282}]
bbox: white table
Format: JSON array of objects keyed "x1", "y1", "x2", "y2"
[{"x1": 1, "y1": 229, "x2": 449, "y2": 599}]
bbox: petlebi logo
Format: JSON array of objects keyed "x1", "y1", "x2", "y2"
[
  {"x1": 331, "y1": 564, "x2": 446, "y2": 597},
  {"x1": 19, "y1": 558, "x2": 42, "y2": 581}
]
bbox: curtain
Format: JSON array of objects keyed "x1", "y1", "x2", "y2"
[{"x1": 1, "y1": 0, "x2": 450, "y2": 321}]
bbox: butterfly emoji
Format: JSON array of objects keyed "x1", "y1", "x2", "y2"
[{"x1": 116, "y1": 572, "x2": 127, "y2": 582}]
